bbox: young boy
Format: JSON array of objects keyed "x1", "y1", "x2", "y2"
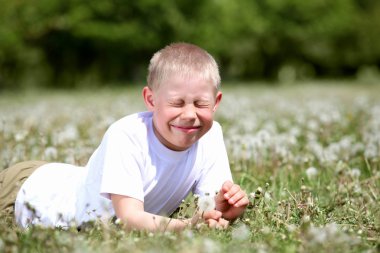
[{"x1": 0, "y1": 43, "x2": 248, "y2": 231}]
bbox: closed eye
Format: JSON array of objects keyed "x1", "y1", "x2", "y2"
[
  {"x1": 169, "y1": 100, "x2": 184, "y2": 107},
  {"x1": 195, "y1": 101, "x2": 211, "y2": 108}
]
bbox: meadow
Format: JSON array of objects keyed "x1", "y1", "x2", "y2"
[{"x1": 0, "y1": 82, "x2": 379, "y2": 252}]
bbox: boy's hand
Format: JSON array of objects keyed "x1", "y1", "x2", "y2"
[
  {"x1": 192, "y1": 209, "x2": 229, "y2": 229},
  {"x1": 215, "y1": 180, "x2": 249, "y2": 221}
]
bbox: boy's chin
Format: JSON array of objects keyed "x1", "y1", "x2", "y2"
[
  {"x1": 170, "y1": 144, "x2": 191, "y2": 151},
  {"x1": 168, "y1": 140, "x2": 196, "y2": 151}
]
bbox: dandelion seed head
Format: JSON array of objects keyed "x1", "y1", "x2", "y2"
[
  {"x1": 231, "y1": 223, "x2": 250, "y2": 241},
  {"x1": 184, "y1": 230, "x2": 194, "y2": 239},
  {"x1": 308, "y1": 226, "x2": 327, "y2": 244},
  {"x1": 306, "y1": 167, "x2": 318, "y2": 179},
  {"x1": 56, "y1": 124, "x2": 79, "y2": 144},
  {"x1": 44, "y1": 146, "x2": 58, "y2": 160},
  {"x1": 14, "y1": 131, "x2": 28, "y2": 142},
  {"x1": 286, "y1": 224, "x2": 297, "y2": 233},
  {"x1": 257, "y1": 129, "x2": 271, "y2": 145},
  {"x1": 364, "y1": 144, "x2": 378, "y2": 159},
  {"x1": 198, "y1": 194, "x2": 215, "y2": 212},
  {"x1": 349, "y1": 168, "x2": 361, "y2": 178},
  {"x1": 353, "y1": 184, "x2": 362, "y2": 193},
  {"x1": 256, "y1": 244, "x2": 269, "y2": 253},
  {"x1": 289, "y1": 126, "x2": 301, "y2": 137},
  {"x1": 307, "y1": 197, "x2": 314, "y2": 207},
  {"x1": 302, "y1": 215, "x2": 311, "y2": 224},
  {"x1": 305, "y1": 222, "x2": 357, "y2": 248},
  {"x1": 0, "y1": 238, "x2": 4, "y2": 251},
  {"x1": 307, "y1": 120, "x2": 319, "y2": 131},
  {"x1": 261, "y1": 226, "x2": 271, "y2": 235},
  {"x1": 202, "y1": 238, "x2": 220, "y2": 253}
]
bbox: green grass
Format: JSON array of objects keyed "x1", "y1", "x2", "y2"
[{"x1": 0, "y1": 82, "x2": 379, "y2": 252}]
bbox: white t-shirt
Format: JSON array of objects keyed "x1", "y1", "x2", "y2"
[{"x1": 15, "y1": 112, "x2": 232, "y2": 228}]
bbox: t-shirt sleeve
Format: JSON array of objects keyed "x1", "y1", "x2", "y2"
[
  {"x1": 193, "y1": 122, "x2": 232, "y2": 197},
  {"x1": 98, "y1": 124, "x2": 145, "y2": 202}
]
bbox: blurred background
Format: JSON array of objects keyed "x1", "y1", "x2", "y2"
[{"x1": 1, "y1": 0, "x2": 380, "y2": 90}]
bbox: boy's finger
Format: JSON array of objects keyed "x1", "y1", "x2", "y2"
[
  {"x1": 221, "y1": 180, "x2": 234, "y2": 193},
  {"x1": 202, "y1": 210, "x2": 222, "y2": 220},
  {"x1": 227, "y1": 190, "x2": 246, "y2": 205},
  {"x1": 224, "y1": 184, "x2": 241, "y2": 200},
  {"x1": 207, "y1": 219, "x2": 218, "y2": 228},
  {"x1": 218, "y1": 218, "x2": 229, "y2": 229},
  {"x1": 209, "y1": 218, "x2": 229, "y2": 230},
  {"x1": 234, "y1": 196, "x2": 250, "y2": 208}
]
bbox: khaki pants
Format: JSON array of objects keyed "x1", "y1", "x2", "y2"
[{"x1": 0, "y1": 161, "x2": 47, "y2": 215}]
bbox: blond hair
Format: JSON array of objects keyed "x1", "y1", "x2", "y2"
[{"x1": 147, "y1": 42, "x2": 221, "y2": 91}]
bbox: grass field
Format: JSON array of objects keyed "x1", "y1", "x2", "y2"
[{"x1": 0, "y1": 82, "x2": 379, "y2": 252}]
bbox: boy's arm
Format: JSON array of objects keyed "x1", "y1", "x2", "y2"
[
  {"x1": 215, "y1": 180, "x2": 249, "y2": 221},
  {"x1": 111, "y1": 194, "x2": 229, "y2": 232}
]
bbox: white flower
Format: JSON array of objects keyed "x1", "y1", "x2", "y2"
[
  {"x1": 364, "y1": 144, "x2": 377, "y2": 159},
  {"x1": 14, "y1": 131, "x2": 28, "y2": 142},
  {"x1": 202, "y1": 238, "x2": 220, "y2": 253},
  {"x1": 0, "y1": 238, "x2": 4, "y2": 251},
  {"x1": 261, "y1": 226, "x2": 271, "y2": 235},
  {"x1": 353, "y1": 184, "x2": 362, "y2": 193},
  {"x1": 286, "y1": 224, "x2": 297, "y2": 233},
  {"x1": 264, "y1": 192, "x2": 272, "y2": 201},
  {"x1": 319, "y1": 113, "x2": 332, "y2": 125},
  {"x1": 257, "y1": 129, "x2": 271, "y2": 145},
  {"x1": 198, "y1": 194, "x2": 215, "y2": 212},
  {"x1": 306, "y1": 167, "x2": 318, "y2": 179},
  {"x1": 302, "y1": 215, "x2": 311, "y2": 224},
  {"x1": 231, "y1": 223, "x2": 250, "y2": 241},
  {"x1": 57, "y1": 124, "x2": 79, "y2": 144},
  {"x1": 323, "y1": 223, "x2": 338, "y2": 239},
  {"x1": 44, "y1": 146, "x2": 58, "y2": 160},
  {"x1": 306, "y1": 223, "x2": 358, "y2": 247},
  {"x1": 184, "y1": 230, "x2": 194, "y2": 239},
  {"x1": 308, "y1": 226, "x2": 327, "y2": 244},
  {"x1": 307, "y1": 120, "x2": 319, "y2": 131},
  {"x1": 349, "y1": 168, "x2": 361, "y2": 178}
]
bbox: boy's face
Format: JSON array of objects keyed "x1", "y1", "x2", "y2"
[{"x1": 143, "y1": 74, "x2": 222, "y2": 151}]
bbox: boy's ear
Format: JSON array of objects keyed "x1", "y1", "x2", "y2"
[
  {"x1": 142, "y1": 86, "x2": 155, "y2": 110},
  {"x1": 213, "y1": 91, "x2": 222, "y2": 112}
]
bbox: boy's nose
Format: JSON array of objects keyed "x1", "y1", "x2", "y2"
[{"x1": 181, "y1": 104, "x2": 197, "y2": 120}]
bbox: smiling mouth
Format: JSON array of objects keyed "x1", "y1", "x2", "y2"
[{"x1": 172, "y1": 125, "x2": 201, "y2": 131}]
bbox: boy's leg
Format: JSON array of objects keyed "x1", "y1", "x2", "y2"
[{"x1": 0, "y1": 161, "x2": 47, "y2": 215}]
